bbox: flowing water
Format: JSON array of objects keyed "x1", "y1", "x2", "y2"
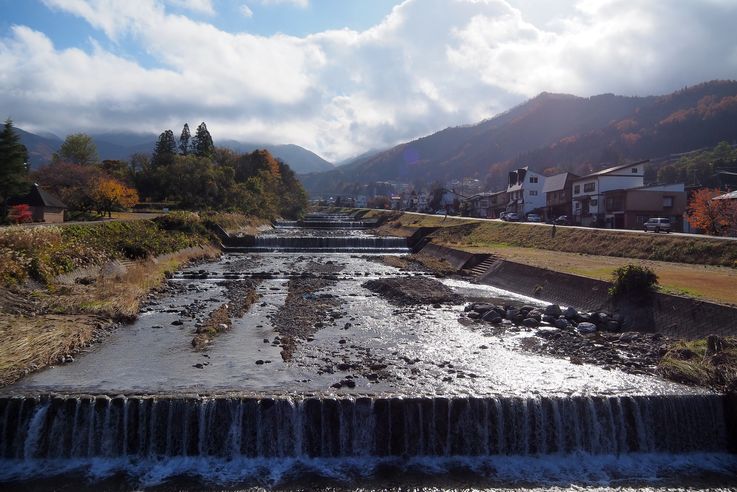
[{"x1": 1, "y1": 214, "x2": 735, "y2": 490}]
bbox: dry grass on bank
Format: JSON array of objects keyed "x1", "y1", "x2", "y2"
[
  {"x1": 0, "y1": 245, "x2": 220, "y2": 387},
  {"x1": 659, "y1": 336, "x2": 737, "y2": 391},
  {"x1": 44, "y1": 245, "x2": 220, "y2": 320},
  {"x1": 0, "y1": 314, "x2": 102, "y2": 386}
]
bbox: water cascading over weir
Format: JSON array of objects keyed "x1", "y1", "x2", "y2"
[
  {"x1": 2, "y1": 394, "x2": 732, "y2": 460},
  {"x1": 224, "y1": 212, "x2": 411, "y2": 253}
]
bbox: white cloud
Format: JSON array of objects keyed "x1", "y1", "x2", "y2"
[
  {"x1": 239, "y1": 4, "x2": 254, "y2": 18},
  {"x1": 5, "y1": 0, "x2": 737, "y2": 161},
  {"x1": 255, "y1": 0, "x2": 309, "y2": 7},
  {"x1": 166, "y1": 0, "x2": 215, "y2": 15}
]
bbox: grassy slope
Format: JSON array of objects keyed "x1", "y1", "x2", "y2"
[{"x1": 372, "y1": 211, "x2": 737, "y2": 304}]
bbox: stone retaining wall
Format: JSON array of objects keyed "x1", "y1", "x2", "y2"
[{"x1": 419, "y1": 242, "x2": 737, "y2": 339}]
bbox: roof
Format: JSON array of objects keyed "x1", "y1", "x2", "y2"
[
  {"x1": 575, "y1": 160, "x2": 649, "y2": 180},
  {"x1": 713, "y1": 190, "x2": 737, "y2": 200},
  {"x1": 8, "y1": 183, "x2": 67, "y2": 209},
  {"x1": 542, "y1": 173, "x2": 577, "y2": 193}
]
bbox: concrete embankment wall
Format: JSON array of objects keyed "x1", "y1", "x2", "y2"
[{"x1": 418, "y1": 242, "x2": 737, "y2": 339}]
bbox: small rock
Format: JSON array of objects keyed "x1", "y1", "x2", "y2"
[
  {"x1": 554, "y1": 318, "x2": 571, "y2": 329},
  {"x1": 172, "y1": 320, "x2": 184, "y2": 326},
  {"x1": 545, "y1": 304, "x2": 562, "y2": 316},
  {"x1": 481, "y1": 311, "x2": 502, "y2": 323},
  {"x1": 255, "y1": 359, "x2": 265, "y2": 365},
  {"x1": 563, "y1": 306, "x2": 578, "y2": 319},
  {"x1": 576, "y1": 322, "x2": 597, "y2": 334},
  {"x1": 522, "y1": 317, "x2": 540, "y2": 327},
  {"x1": 193, "y1": 363, "x2": 204, "y2": 369},
  {"x1": 151, "y1": 325, "x2": 163, "y2": 329}
]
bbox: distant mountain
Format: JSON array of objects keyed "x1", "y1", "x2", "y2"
[
  {"x1": 16, "y1": 128, "x2": 60, "y2": 168},
  {"x1": 301, "y1": 80, "x2": 737, "y2": 194},
  {"x1": 219, "y1": 140, "x2": 333, "y2": 173},
  {"x1": 17, "y1": 130, "x2": 334, "y2": 174}
]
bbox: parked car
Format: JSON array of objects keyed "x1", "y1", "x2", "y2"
[
  {"x1": 434, "y1": 210, "x2": 446, "y2": 215},
  {"x1": 499, "y1": 212, "x2": 509, "y2": 221},
  {"x1": 526, "y1": 213, "x2": 542, "y2": 222},
  {"x1": 554, "y1": 215, "x2": 570, "y2": 225},
  {"x1": 643, "y1": 217, "x2": 672, "y2": 233},
  {"x1": 505, "y1": 212, "x2": 521, "y2": 222}
]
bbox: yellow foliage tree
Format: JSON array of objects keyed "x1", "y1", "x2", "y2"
[{"x1": 91, "y1": 177, "x2": 139, "y2": 217}]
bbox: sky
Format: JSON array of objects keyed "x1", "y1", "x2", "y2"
[{"x1": 1, "y1": 0, "x2": 736, "y2": 162}]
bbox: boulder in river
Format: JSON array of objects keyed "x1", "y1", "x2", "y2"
[
  {"x1": 545, "y1": 304, "x2": 562, "y2": 316},
  {"x1": 576, "y1": 322, "x2": 597, "y2": 334}
]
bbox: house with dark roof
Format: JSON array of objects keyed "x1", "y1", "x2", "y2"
[
  {"x1": 7, "y1": 183, "x2": 67, "y2": 223},
  {"x1": 542, "y1": 172, "x2": 578, "y2": 221},
  {"x1": 571, "y1": 160, "x2": 648, "y2": 226}
]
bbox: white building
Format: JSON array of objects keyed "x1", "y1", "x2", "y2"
[
  {"x1": 506, "y1": 166, "x2": 546, "y2": 216},
  {"x1": 355, "y1": 195, "x2": 368, "y2": 208},
  {"x1": 571, "y1": 160, "x2": 647, "y2": 226}
]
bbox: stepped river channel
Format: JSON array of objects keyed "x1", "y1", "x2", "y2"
[{"x1": 1, "y1": 213, "x2": 736, "y2": 491}]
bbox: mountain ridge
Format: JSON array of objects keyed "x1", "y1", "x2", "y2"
[{"x1": 300, "y1": 80, "x2": 737, "y2": 194}]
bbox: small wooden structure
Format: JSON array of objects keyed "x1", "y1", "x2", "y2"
[{"x1": 8, "y1": 183, "x2": 67, "y2": 223}]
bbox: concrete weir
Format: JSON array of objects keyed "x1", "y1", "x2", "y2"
[{"x1": 1, "y1": 212, "x2": 735, "y2": 488}]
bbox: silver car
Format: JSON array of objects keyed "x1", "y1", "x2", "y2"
[{"x1": 643, "y1": 217, "x2": 672, "y2": 233}]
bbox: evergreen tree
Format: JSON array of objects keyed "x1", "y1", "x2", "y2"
[
  {"x1": 0, "y1": 118, "x2": 30, "y2": 218},
  {"x1": 152, "y1": 129, "x2": 177, "y2": 167},
  {"x1": 179, "y1": 123, "x2": 191, "y2": 155},
  {"x1": 192, "y1": 122, "x2": 214, "y2": 158}
]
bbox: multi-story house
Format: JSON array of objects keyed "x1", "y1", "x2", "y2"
[
  {"x1": 542, "y1": 172, "x2": 578, "y2": 220},
  {"x1": 602, "y1": 183, "x2": 687, "y2": 231},
  {"x1": 506, "y1": 166, "x2": 546, "y2": 216},
  {"x1": 571, "y1": 160, "x2": 647, "y2": 226}
]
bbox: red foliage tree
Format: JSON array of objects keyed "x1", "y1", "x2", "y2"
[
  {"x1": 687, "y1": 188, "x2": 737, "y2": 236},
  {"x1": 8, "y1": 204, "x2": 33, "y2": 224}
]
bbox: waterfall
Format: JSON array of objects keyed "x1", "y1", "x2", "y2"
[
  {"x1": 248, "y1": 235, "x2": 409, "y2": 253},
  {"x1": 1, "y1": 394, "x2": 729, "y2": 460}
]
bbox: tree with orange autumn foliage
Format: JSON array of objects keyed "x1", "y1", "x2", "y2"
[
  {"x1": 91, "y1": 177, "x2": 139, "y2": 217},
  {"x1": 687, "y1": 188, "x2": 737, "y2": 236}
]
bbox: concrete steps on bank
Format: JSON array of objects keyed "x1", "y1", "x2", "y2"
[{"x1": 466, "y1": 256, "x2": 497, "y2": 279}]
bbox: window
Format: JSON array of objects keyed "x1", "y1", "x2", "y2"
[
  {"x1": 663, "y1": 196, "x2": 674, "y2": 208},
  {"x1": 529, "y1": 190, "x2": 538, "y2": 196},
  {"x1": 631, "y1": 168, "x2": 638, "y2": 173},
  {"x1": 583, "y1": 182, "x2": 596, "y2": 192},
  {"x1": 590, "y1": 199, "x2": 598, "y2": 206},
  {"x1": 574, "y1": 185, "x2": 580, "y2": 194},
  {"x1": 575, "y1": 201, "x2": 581, "y2": 209},
  {"x1": 529, "y1": 176, "x2": 538, "y2": 183}
]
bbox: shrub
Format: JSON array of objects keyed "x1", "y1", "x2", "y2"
[
  {"x1": 154, "y1": 211, "x2": 207, "y2": 235},
  {"x1": 608, "y1": 264, "x2": 658, "y2": 298}
]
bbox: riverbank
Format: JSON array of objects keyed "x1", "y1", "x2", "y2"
[
  {"x1": 361, "y1": 210, "x2": 737, "y2": 304},
  {"x1": 0, "y1": 212, "x2": 268, "y2": 386}
]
